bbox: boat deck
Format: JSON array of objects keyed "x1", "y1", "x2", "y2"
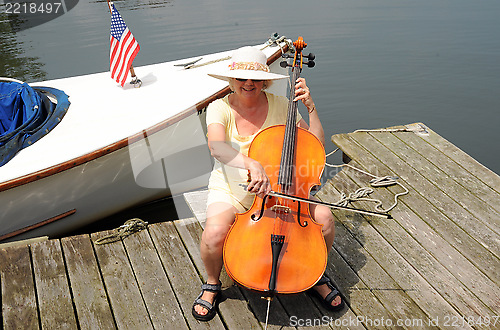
[{"x1": 1, "y1": 123, "x2": 499, "y2": 329}]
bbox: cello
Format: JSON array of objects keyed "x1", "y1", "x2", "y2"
[{"x1": 223, "y1": 37, "x2": 326, "y2": 298}]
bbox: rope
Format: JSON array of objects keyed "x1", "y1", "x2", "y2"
[
  {"x1": 325, "y1": 149, "x2": 409, "y2": 213},
  {"x1": 94, "y1": 218, "x2": 148, "y2": 245},
  {"x1": 185, "y1": 35, "x2": 293, "y2": 70},
  {"x1": 352, "y1": 123, "x2": 429, "y2": 135},
  {"x1": 353, "y1": 128, "x2": 410, "y2": 133}
]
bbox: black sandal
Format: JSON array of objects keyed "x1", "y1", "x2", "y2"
[
  {"x1": 308, "y1": 274, "x2": 345, "y2": 312},
  {"x1": 192, "y1": 282, "x2": 222, "y2": 321}
]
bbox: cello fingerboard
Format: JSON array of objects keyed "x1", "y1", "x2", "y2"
[{"x1": 277, "y1": 65, "x2": 301, "y2": 190}]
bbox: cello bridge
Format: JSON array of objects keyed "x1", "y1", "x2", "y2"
[{"x1": 271, "y1": 205, "x2": 291, "y2": 213}]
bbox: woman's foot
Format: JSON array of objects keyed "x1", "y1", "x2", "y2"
[
  {"x1": 313, "y1": 283, "x2": 343, "y2": 308},
  {"x1": 193, "y1": 290, "x2": 217, "y2": 315},
  {"x1": 308, "y1": 274, "x2": 345, "y2": 311},
  {"x1": 192, "y1": 282, "x2": 222, "y2": 321}
]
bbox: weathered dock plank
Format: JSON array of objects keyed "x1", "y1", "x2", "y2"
[
  {"x1": 320, "y1": 168, "x2": 481, "y2": 324},
  {"x1": 333, "y1": 131, "x2": 500, "y2": 281},
  {"x1": 395, "y1": 130, "x2": 500, "y2": 215},
  {"x1": 342, "y1": 164, "x2": 496, "y2": 316},
  {"x1": 329, "y1": 210, "x2": 432, "y2": 326},
  {"x1": 31, "y1": 239, "x2": 78, "y2": 329},
  {"x1": 148, "y1": 221, "x2": 225, "y2": 329},
  {"x1": 421, "y1": 124, "x2": 500, "y2": 195},
  {"x1": 122, "y1": 228, "x2": 189, "y2": 329},
  {"x1": 61, "y1": 234, "x2": 116, "y2": 329},
  {"x1": 325, "y1": 246, "x2": 395, "y2": 329},
  {"x1": 372, "y1": 129, "x2": 500, "y2": 233},
  {"x1": 183, "y1": 190, "x2": 209, "y2": 228},
  {"x1": 323, "y1": 123, "x2": 500, "y2": 321},
  {"x1": 331, "y1": 132, "x2": 500, "y2": 296},
  {"x1": 0, "y1": 245, "x2": 39, "y2": 329},
  {"x1": 91, "y1": 230, "x2": 153, "y2": 329}
]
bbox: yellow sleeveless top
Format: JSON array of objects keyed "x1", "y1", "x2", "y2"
[{"x1": 205, "y1": 92, "x2": 302, "y2": 212}]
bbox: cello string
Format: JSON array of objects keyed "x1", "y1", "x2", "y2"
[
  {"x1": 274, "y1": 46, "x2": 303, "y2": 246},
  {"x1": 281, "y1": 66, "x2": 300, "y2": 236}
]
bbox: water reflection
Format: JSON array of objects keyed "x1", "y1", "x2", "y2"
[
  {"x1": 2, "y1": 0, "x2": 79, "y2": 32},
  {"x1": 0, "y1": 18, "x2": 46, "y2": 81}
]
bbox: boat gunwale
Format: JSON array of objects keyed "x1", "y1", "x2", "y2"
[{"x1": 0, "y1": 44, "x2": 288, "y2": 193}]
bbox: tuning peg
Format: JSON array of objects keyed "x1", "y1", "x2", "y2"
[
  {"x1": 305, "y1": 60, "x2": 315, "y2": 68},
  {"x1": 280, "y1": 61, "x2": 289, "y2": 68},
  {"x1": 306, "y1": 53, "x2": 315, "y2": 60},
  {"x1": 281, "y1": 53, "x2": 294, "y2": 59}
]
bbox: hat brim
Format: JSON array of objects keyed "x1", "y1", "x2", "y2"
[{"x1": 208, "y1": 69, "x2": 288, "y2": 82}]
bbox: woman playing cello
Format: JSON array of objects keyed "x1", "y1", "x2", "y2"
[{"x1": 192, "y1": 45, "x2": 344, "y2": 321}]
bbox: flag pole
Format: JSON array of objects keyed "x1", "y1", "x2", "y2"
[
  {"x1": 129, "y1": 65, "x2": 141, "y2": 88},
  {"x1": 107, "y1": 0, "x2": 141, "y2": 87}
]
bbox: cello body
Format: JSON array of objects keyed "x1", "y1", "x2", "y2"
[{"x1": 223, "y1": 125, "x2": 327, "y2": 294}]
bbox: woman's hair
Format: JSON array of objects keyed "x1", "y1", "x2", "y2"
[{"x1": 229, "y1": 78, "x2": 273, "y2": 91}]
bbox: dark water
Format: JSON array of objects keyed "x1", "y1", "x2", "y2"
[{"x1": 2, "y1": 0, "x2": 499, "y2": 179}]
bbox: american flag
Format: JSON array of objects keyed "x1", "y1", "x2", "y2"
[{"x1": 109, "y1": 3, "x2": 140, "y2": 86}]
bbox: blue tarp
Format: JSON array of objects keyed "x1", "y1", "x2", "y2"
[{"x1": 0, "y1": 81, "x2": 70, "y2": 167}]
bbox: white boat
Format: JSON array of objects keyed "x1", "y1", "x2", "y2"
[{"x1": 0, "y1": 35, "x2": 291, "y2": 242}]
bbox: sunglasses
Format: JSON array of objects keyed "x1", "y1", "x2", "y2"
[{"x1": 235, "y1": 78, "x2": 264, "y2": 83}]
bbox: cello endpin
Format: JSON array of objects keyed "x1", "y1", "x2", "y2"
[{"x1": 263, "y1": 296, "x2": 273, "y2": 330}]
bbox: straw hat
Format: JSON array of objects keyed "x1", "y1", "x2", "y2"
[{"x1": 208, "y1": 46, "x2": 288, "y2": 81}]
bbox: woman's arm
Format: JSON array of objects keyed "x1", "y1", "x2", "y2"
[{"x1": 207, "y1": 122, "x2": 270, "y2": 195}]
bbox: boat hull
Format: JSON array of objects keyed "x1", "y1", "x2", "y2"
[
  {"x1": 0, "y1": 111, "x2": 212, "y2": 241},
  {"x1": 0, "y1": 37, "x2": 291, "y2": 242}
]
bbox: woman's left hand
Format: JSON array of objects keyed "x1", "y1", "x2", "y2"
[{"x1": 293, "y1": 78, "x2": 315, "y2": 111}]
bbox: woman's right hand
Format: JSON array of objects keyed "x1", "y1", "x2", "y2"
[{"x1": 247, "y1": 160, "x2": 271, "y2": 196}]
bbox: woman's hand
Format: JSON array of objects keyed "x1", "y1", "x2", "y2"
[
  {"x1": 293, "y1": 77, "x2": 324, "y2": 145},
  {"x1": 247, "y1": 160, "x2": 271, "y2": 196},
  {"x1": 294, "y1": 77, "x2": 315, "y2": 112}
]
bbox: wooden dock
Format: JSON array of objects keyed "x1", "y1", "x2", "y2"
[{"x1": 1, "y1": 122, "x2": 499, "y2": 329}]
